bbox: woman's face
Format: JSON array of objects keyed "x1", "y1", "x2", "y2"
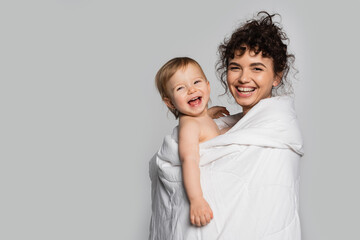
[{"x1": 227, "y1": 49, "x2": 281, "y2": 115}]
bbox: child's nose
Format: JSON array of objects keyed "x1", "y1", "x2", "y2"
[{"x1": 188, "y1": 86, "x2": 196, "y2": 94}]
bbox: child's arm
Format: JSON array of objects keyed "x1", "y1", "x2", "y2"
[{"x1": 178, "y1": 117, "x2": 213, "y2": 227}]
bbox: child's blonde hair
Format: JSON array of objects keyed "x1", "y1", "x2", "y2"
[{"x1": 155, "y1": 57, "x2": 207, "y2": 119}]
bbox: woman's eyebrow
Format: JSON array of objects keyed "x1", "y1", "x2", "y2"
[
  {"x1": 250, "y1": 62, "x2": 267, "y2": 68},
  {"x1": 228, "y1": 62, "x2": 240, "y2": 66}
]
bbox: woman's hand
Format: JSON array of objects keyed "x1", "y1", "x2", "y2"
[
  {"x1": 190, "y1": 197, "x2": 214, "y2": 227},
  {"x1": 208, "y1": 106, "x2": 230, "y2": 119}
]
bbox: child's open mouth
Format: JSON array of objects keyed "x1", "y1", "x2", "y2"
[{"x1": 188, "y1": 96, "x2": 202, "y2": 107}]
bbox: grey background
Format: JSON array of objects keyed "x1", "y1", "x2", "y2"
[{"x1": 1, "y1": 0, "x2": 359, "y2": 239}]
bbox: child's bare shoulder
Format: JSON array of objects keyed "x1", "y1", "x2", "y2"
[{"x1": 179, "y1": 116, "x2": 201, "y2": 130}]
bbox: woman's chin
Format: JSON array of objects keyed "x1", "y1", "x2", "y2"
[{"x1": 234, "y1": 96, "x2": 254, "y2": 106}]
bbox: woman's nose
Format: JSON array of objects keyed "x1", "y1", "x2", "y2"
[{"x1": 238, "y1": 71, "x2": 250, "y2": 83}]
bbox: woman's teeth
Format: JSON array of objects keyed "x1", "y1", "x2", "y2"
[{"x1": 237, "y1": 87, "x2": 255, "y2": 92}]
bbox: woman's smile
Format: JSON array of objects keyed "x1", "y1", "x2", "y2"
[{"x1": 235, "y1": 86, "x2": 256, "y2": 97}]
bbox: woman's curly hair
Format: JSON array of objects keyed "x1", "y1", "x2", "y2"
[{"x1": 216, "y1": 11, "x2": 295, "y2": 96}]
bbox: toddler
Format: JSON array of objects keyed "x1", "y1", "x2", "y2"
[{"x1": 155, "y1": 57, "x2": 228, "y2": 227}]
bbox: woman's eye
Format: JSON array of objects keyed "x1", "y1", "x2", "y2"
[
  {"x1": 229, "y1": 66, "x2": 240, "y2": 71},
  {"x1": 253, "y1": 67, "x2": 263, "y2": 71}
]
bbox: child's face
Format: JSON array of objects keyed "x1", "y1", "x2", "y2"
[{"x1": 164, "y1": 64, "x2": 210, "y2": 117}]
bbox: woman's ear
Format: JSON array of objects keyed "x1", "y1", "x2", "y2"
[
  {"x1": 273, "y1": 72, "x2": 283, "y2": 87},
  {"x1": 163, "y1": 97, "x2": 175, "y2": 109}
]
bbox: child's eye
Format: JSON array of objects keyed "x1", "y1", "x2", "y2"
[
  {"x1": 194, "y1": 80, "x2": 202, "y2": 84},
  {"x1": 176, "y1": 86, "x2": 184, "y2": 91}
]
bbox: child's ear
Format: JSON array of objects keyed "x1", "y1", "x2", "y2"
[{"x1": 163, "y1": 97, "x2": 175, "y2": 109}]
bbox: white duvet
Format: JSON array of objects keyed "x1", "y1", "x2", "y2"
[{"x1": 149, "y1": 96, "x2": 304, "y2": 240}]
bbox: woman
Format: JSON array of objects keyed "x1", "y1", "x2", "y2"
[
  {"x1": 217, "y1": 11, "x2": 294, "y2": 113},
  {"x1": 149, "y1": 11, "x2": 303, "y2": 240}
]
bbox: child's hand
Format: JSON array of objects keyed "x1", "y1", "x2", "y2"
[
  {"x1": 208, "y1": 106, "x2": 229, "y2": 119},
  {"x1": 190, "y1": 197, "x2": 214, "y2": 227}
]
